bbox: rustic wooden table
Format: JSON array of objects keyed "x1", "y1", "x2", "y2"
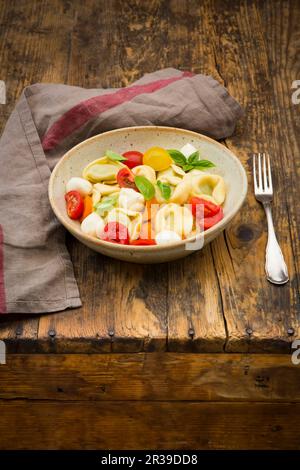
[{"x1": 0, "y1": 0, "x2": 299, "y2": 450}]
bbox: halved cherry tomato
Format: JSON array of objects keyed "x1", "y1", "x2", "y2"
[
  {"x1": 130, "y1": 239, "x2": 157, "y2": 245},
  {"x1": 203, "y1": 207, "x2": 224, "y2": 230},
  {"x1": 122, "y1": 150, "x2": 143, "y2": 169},
  {"x1": 143, "y1": 147, "x2": 172, "y2": 171},
  {"x1": 117, "y1": 168, "x2": 137, "y2": 190},
  {"x1": 65, "y1": 190, "x2": 84, "y2": 220},
  {"x1": 80, "y1": 195, "x2": 93, "y2": 222},
  {"x1": 100, "y1": 222, "x2": 129, "y2": 244},
  {"x1": 189, "y1": 197, "x2": 220, "y2": 218}
]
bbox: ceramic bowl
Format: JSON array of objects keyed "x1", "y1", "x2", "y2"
[{"x1": 49, "y1": 126, "x2": 247, "y2": 263}]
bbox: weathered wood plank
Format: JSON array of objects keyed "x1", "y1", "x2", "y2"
[
  {"x1": 0, "y1": 353, "x2": 299, "y2": 402},
  {"x1": 36, "y1": 0, "x2": 169, "y2": 352},
  {"x1": 37, "y1": 250, "x2": 168, "y2": 352},
  {"x1": 0, "y1": 0, "x2": 299, "y2": 353},
  {"x1": 168, "y1": 248, "x2": 226, "y2": 352},
  {"x1": 0, "y1": 400, "x2": 299, "y2": 449},
  {"x1": 209, "y1": 0, "x2": 300, "y2": 352},
  {"x1": 162, "y1": 1, "x2": 227, "y2": 351},
  {"x1": 0, "y1": 0, "x2": 76, "y2": 349},
  {"x1": 0, "y1": 315, "x2": 39, "y2": 352}
]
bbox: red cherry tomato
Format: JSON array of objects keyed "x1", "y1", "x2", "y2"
[
  {"x1": 203, "y1": 207, "x2": 224, "y2": 230},
  {"x1": 189, "y1": 197, "x2": 220, "y2": 218},
  {"x1": 100, "y1": 222, "x2": 129, "y2": 245},
  {"x1": 130, "y1": 239, "x2": 157, "y2": 246},
  {"x1": 117, "y1": 168, "x2": 137, "y2": 190},
  {"x1": 65, "y1": 190, "x2": 84, "y2": 220},
  {"x1": 122, "y1": 150, "x2": 143, "y2": 169}
]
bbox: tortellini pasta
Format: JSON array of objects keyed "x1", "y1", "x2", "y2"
[
  {"x1": 92, "y1": 188, "x2": 101, "y2": 206},
  {"x1": 107, "y1": 208, "x2": 143, "y2": 241},
  {"x1": 157, "y1": 165, "x2": 184, "y2": 186},
  {"x1": 171, "y1": 164, "x2": 186, "y2": 177},
  {"x1": 155, "y1": 203, "x2": 193, "y2": 238},
  {"x1": 82, "y1": 157, "x2": 125, "y2": 184},
  {"x1": 132, "y1": 165, "x2": 156, "y2": 184},
  {"x1": 169, "y1": 180, "x2": 191, "y2": 205},
  {"x1": 189, "y1": 174, "x2": 226, "y2": 205},
  {"x1": 155, "y1": 164, "x2": 189, "y2": 204},
  {"x1": 66, "y1": 143, "x2": 226, "y2": 245},
  {"x1": 118, "y1": 188, "x2": 145, "y2": 212},
  {"x1": 184, "y1": 168, "x2": 204, "y2": 178},
  {"x1": 94, "y1": 183, "x2": 121, "y2": 196},
  {"x1": 92, "y1": 183, "x2": 121, "y2": 205}
]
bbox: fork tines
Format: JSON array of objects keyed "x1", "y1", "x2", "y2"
[{"x1": 253, "y1": 152, "x2": 273, "y2": 194}]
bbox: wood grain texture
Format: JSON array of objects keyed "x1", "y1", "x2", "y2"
[
  {"x1": 0, "y1": 400, "x2": 299, "y2": 449},
  {"x1": 210, "y1": 0, "x2": 300, "y2": 352},
  {"x1": 0, "y1": 353, "x2": 300, "y2": 402},
  {"x1": 0, "y1": 0, "x2": 299, "y2": 353}
]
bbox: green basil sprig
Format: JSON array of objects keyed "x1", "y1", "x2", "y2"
[
  {"x1": 157, "y1": 180, "x2": 171, "y2": 200},
  {"x1": 106, "y1": 150, "x2": 126, "y2": 162},
  {"x1": 167, "y1": 149, "x2": 215, "y2": 172},
  {"x1": 94, "y1": 193, "x2": 119, "y2": 216},
  {"x1": 134, "y1": 175, "x2": 155, "y2": 200},
  {"x1": 167, "y1": 149, "x2": 187, "y2": 167}
]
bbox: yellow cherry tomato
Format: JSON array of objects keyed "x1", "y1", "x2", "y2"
[{"x1": 143, "y1": 147, "x2": 172, "y2": 171}]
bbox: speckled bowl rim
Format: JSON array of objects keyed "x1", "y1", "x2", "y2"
[{"x1": 49, "y1": 126, "x2": 248, "y2": 252}]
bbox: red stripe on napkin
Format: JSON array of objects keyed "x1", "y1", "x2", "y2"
[
  {"x1": 0, "y1": 226, "x2": 7, "y2": 314},
  {"x1": 42, "y1": 71, "x2": 194, "y2": 151}
]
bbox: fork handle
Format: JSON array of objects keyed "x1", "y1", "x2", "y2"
[{"x1": 263, "y1": 202, "x2": 289, "y2": 285}]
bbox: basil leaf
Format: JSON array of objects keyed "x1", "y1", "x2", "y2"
[
  {"x1": 167, "y1": 149, "x2": 187, "y2": 167},
  {"x1": 106, "y1": 150, "x2": 126, "y2": 161},
  {"x1": 134, "y1": 175, "x2": 155, "y2": 201},
  {"x1": 192, "y1": 160, "x2": 215, "y2": 169},
  {"x1": 95, "y1": 193, "x2": 118, "y2": 216},
  {"x1": 182, "y1": 164, "x2": 195, "y2": 172},
  {"x1": 187, "y1": 150, "x2": 200, "y2": 164},
  {"x1": 157, "y1": 180, "x2": 171, "y2": 200}
]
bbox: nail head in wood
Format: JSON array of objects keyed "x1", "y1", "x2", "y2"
[{"x1": 188, "y1": 328, "x2": 195, "y2": 338}]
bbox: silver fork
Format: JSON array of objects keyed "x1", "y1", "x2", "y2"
[{"x1": 253, "y1": 153, "x2": 289, "y2": 285}]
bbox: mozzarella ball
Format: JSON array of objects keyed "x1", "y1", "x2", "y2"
[
  {"x1": 66, "y1": 177, "x2": 92, "y2": 196},
  {"x1": 180, "y1": 143, "x2": 197, "y2": 158},
  {"x1": 155, "y1": 230, "x2": 182, "y2": 245},
  {"x1": 81, "y1": 212, "x2": 105, "y2": 238}
]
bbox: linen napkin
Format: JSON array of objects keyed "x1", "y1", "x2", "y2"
[{"x1": 0, "y1": 68, "x2": 243, "y2": 314}]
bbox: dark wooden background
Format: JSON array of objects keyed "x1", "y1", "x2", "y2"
[
  {"x1": 1, "y1": 0, "x2": 300, "y2": 451},
  {"x1": 0, "y1": 0, "x2": 299, "y2": 354}
]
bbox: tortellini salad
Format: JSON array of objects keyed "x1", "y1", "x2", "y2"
[{"x1": 64, "y1": 144, "x2": 226, "y2": 245}]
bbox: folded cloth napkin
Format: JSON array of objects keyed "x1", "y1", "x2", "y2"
[{"x1": 0, "y1": 68, "x2": 243, "y2": 314}]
